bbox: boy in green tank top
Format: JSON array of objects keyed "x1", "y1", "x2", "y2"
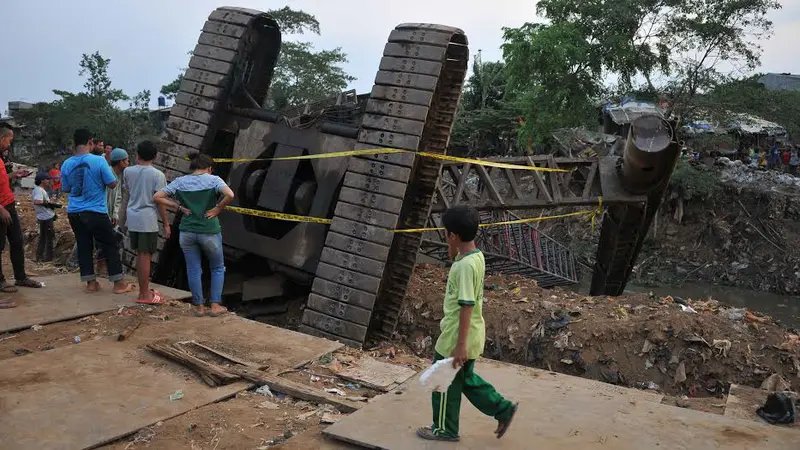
[{"x1": 417, "y1": 205, "x2": 518, "y2": 442}]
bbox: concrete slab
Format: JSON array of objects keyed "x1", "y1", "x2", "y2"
[
  {"x1": 0, "y1": 315, "x2": 343, "y2": 450},
  {"x1": 725, "y1": 384, "x2": 798, "y2": 429},
  {"x1": 324, "y1": 359, "x2": 800, "y2": 449},
  {"x1": 0, "y1": 274, "x2": 190, "y2": 333}
]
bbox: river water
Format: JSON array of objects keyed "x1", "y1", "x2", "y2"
[{"x1": 626, "y1": 282, "x2": 800, "y2": 329}]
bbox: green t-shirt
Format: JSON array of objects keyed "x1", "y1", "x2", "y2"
[
  {"x1": 160, "y1": 173, "x2": 228, "y2": 234},
  {"x1": 434, "y1": 249, "x2": 487, "y2": 360}
]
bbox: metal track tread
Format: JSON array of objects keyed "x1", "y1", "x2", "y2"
[
  {"x1": 128, "y1": 7, "x2": 280, "y2": 278},
  {"x1": 300, "y1": 25, "x2": 469, "y2": 347}
]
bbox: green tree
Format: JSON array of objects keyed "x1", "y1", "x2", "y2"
[
  {"x1": 450, "y1": 53, "x2": 520, "y2": 156},
  {"x1": 162, "y1": 7, "x2": 354, "y2": 109},
  {"x1": 502, "y1": 22, "x2": 604, "y2": 147},
  {"x1": 15, "y1": 52, "x2": 156, "y2": 153},
  {"x1": 500, "y1": 0, "x2": 781, "y2": 142}
]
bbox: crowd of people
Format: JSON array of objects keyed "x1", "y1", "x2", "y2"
[{"x1": 0, "y1": 126, "x2": 236, "y2": 317}]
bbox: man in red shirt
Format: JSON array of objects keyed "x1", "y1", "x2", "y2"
[{"x1": 0, "y1": 128, "x2": 44, "y2": 308}]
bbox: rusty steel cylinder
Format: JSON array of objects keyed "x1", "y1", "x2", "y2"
[{"x1": 620, "y1": 115, "x2": 677, "y2": 194}]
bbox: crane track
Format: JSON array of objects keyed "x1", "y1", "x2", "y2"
[
  {"x1": 124, "y1": 7, "x2": 281, "y2": 278},
  {"x1": 299, "y1": 25, "x2": 469, "y2": 347}
]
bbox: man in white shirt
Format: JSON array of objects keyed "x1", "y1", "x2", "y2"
[{"x1": 31, "y1": 172, "x2": 59, "y2": 262}]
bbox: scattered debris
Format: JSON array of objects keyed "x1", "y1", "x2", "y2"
[
  {"x1": 73, "y1": 336, "x2": 81, "y2": 344},
  {"x1": 756, "y1": 392, "x2": 797, "y2": 425},
  {"x1": 30, "y1": 324, "x2": 43, "y2": 332},
  {"x1": 255, "y1": 386, "x2": 274, "y2": 397},
  {"x1": 117, "y1": 319, "x2": 142, "y2": 341},
  {"x1": 325, "y1": 388, "x2": 346, "y2": 396},
  {"x1": 168, "y1": 390, "x2": 184, "y2": 401},
  {"x1": 761, "y1": 374, "x2": 792, "y2": 392},
  {"x1": 257, "y1": 400, "x2": 279, "y2": 410}
]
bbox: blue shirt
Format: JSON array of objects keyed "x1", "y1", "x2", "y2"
[{"x1": 61, "y1": 153, "x2": 117, "y2": 214}]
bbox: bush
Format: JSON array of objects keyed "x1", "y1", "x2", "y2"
[{"x1": 669, "y1": 160, "x2": 721, "y2": 200}]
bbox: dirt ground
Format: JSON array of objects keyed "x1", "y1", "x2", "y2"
[
  {"x1": 400, "y1": 264, "x2": 800, "y2": 400},
  {"x1": 4, "y1": 190, "x2": 799, "y2": 447}
]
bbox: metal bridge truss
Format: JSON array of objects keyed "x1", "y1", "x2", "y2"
[{"x1": 419, "y1": 155, "x2": 647, "y2": 287}]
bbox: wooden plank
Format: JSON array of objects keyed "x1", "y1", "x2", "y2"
[
  {"x1": 582, "y1": 161, "x2": 599, "y2": 198},
  {"x1": 0, "y1": 274, "x2": 190, "y2": 334},
  {"x1": 0, "y1": 316, "x2": 344, "y2": 450},
  {"x1": 334, "y1": 356, "x2": 417, "y2": 392},
  {"x1": 324, "y1": 359, "x2": 798, "y2": 449},
  {"x1": 231, "y1": 368, "x2": 365, "y2": 413},
  {"x1": 0, "y1": 340, "x2": 249, "y2": 450}
]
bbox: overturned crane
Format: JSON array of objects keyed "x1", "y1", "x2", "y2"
[{"x1": 129, "y1": 6, "x2": 679, "y2": 348}]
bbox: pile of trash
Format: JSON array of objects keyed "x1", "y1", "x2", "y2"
[
  {"x1": 400, "y1": 264, "x2": 800, "y2": 398},
  {"x1": 717, "y1": 158, "x2": 800, "y2": 189}
]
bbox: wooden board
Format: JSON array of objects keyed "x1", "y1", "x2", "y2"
[
  {"x1": 725, "y1": 384, "x2": 798, "y2": 429},
  {"x1": 336, "y1": 356, "x2": 417, "y2": 392},
  {"x1": 324, "y1": 359, "x2": 799, "y2": 449},
  {"x1": 0, "y1": 274, "x2": 190, "y2": 333},
  {"x1": 125, "y1": 314, "x2": 343, "y2": 370},
  {"x1": 0, "y1": 317, "x2": 343, "y2": 450}
]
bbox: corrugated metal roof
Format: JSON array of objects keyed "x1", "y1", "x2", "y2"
[{"x1": 758, "y1": 73, "x2": 800, "y2": 92}]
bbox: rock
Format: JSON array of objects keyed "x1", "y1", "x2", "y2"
[{"x1": 674, "y1": 361, "x2": 687, "y2": 384}]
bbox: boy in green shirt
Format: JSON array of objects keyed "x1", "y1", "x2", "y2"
[{"x1": 417, "y1": 205, "x2": 518, "y2": 442}]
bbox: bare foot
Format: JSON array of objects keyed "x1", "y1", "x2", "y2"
[
  {"x1": 86, "y1": 280, "x2": 100, "y2": 293},
  {"x1": 113, "y1": 282, "x2": 136, "y2": 294}
]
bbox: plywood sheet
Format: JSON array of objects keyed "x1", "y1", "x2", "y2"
[
  {"x1": 126, "y1": 315, "x2": 343, "y2": 370},
  {"x1": 324, "y1": 359, "x2": 799, "y2": 449},
  {"x1": 725, "y1": 384, "x2": 798, "y2": 429},
  {"x1": 0, "y1": 274, "x2": 191, "y2": 333},
  {"x1": 0, "y1": 339, "x2": 246, "y2": 450},
  {"x1": 336, "y1": 356, "x2": 417, "y2": 392},
  {"x1": 0, "y1": 316, "x2": 343, "y2": 450}
]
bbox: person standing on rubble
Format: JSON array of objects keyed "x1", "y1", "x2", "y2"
[
  {"x1": 61, "y1": 128, "x2": 135, "y2": 294},
  {"x1": 119, "y1": 141, "x2": 169, "y2": 305},
  {"x1": 416, "y1": 205, "x2": 518, "y2": 443},
  {"x1": 154, "y1": 153, "x2": 234, "y2": 317},
  {"x1": 0, "y1": 127, "x2": 45, "y2": 306},
  {"x1": 96, "y1": 148, "x2": 129, "y2": 276},
  {"x1": 791, "y1": 150, "x2": 799, "y2": 175},
  {"x1": 32, "y1": 172, "x2": 59, "y2": 262}
]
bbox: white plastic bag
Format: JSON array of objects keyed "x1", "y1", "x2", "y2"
[{"x1": 419, "y1": 357, "x2": 459, "y2": 392}]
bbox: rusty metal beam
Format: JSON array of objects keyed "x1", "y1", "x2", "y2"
[{"x1": 430, "y1": 156, "x2": 646, "y2": 212}]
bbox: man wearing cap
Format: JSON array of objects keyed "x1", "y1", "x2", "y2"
[
  {"x1": 32, "y1": 171, "x2": 60, "y2": 262},
  {"x1": 96, "y1": 148, "x2": 129, "y2": 275}
]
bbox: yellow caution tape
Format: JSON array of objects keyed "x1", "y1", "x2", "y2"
[
  {"x1": 224, "y1": 197, "x2": 605, "y2": 233},
  {"x1": 208, "y1": 148, "x2": 407, "y2": 163},
  {"x1": 415, "y1": 151, "x2": 572, "y2": 173},
  {"x1": 200, "y1": 147, "x2": 571, "y2": 173},
  {"x1": 225, "y1": 206, "x2": 332, "y2": 224}
]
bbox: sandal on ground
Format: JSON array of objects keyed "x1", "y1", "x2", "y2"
[
  {"x1": 191, "y1": 306, "x2": 206, "y2": 317},
  {"x1": 15, "y1": 278, "x2": 44, "y2": 288},
  {"x1": 0, "y1": 282, "x2": 18, "y2": 293},
  {"x1": 136, "y1": 290, "x2": 167, "y2": 305},
  {"x1": 208, "y1": 305, "x2": 228, "y2": 317},
  {"x1": 0, "y1": 298, "x2": 17, "y2": 309},
  {"x1": 113, "y1": 283, "x2": 137, "y2": 294},
  {"x1": 495, "y1": 402, "x2": 519, "y2": 439},
  {"x1": 416, "y1": 426, "x2": 459, "y2": 442}
]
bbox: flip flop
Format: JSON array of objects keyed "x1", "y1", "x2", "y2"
[
  {"x1": 0, "y1": 283, "x2": 18, "y2": 293},
  {"x1": 495, "y1": 402, "x2": 519, "y2": 439},
  {"x1": 0, "y1": 299, "x2": 17, "y2": 309},
  {"x1": 208, "y1": 305, "x2": 228, "y2": 317},
  {"x1": 135, "y1": 290, "x2": 167, "y2": 305},
  {"x1": 113, "y1": 283, "x2": 137, "y2": 294},
  {"x1": 15, "y1": 278, "x2": 44, "y2": 288}
]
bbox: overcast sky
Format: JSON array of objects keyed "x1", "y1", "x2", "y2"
[{"x1": 2, "y1": 0, "x2": 798, "y2": 115}]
